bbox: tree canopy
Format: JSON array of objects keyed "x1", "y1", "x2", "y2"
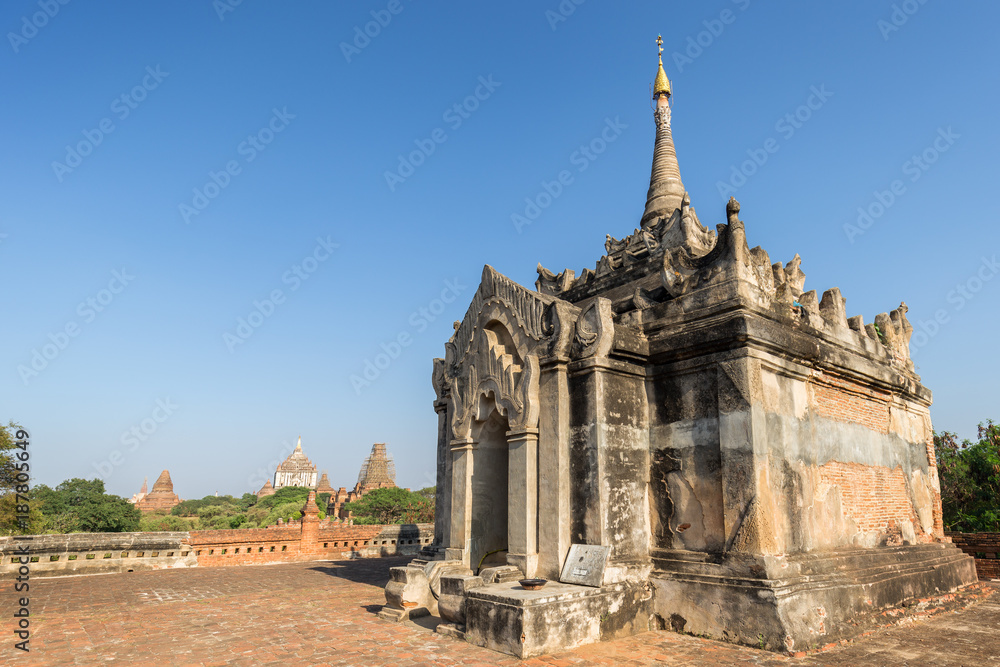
[
  {"x1": 32, "y1": 478, "x2": 141, "y2": 533},
  {"x1": 935, "y1": 421, "x2": 1000, "y2": 532},
  {"x1": 344, "y1": 487, "x2": 434, "y2": 525},
  {"x1": 0, "y1": 421, "x2": 39, "y2": 535}
]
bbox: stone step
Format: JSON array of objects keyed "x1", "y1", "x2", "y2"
[
  {"x1": 418, "y1": 545, "x2": 445, "y2": 560},
  {"x1": 479, "y1": 565, "x2": 523, "y2": 584}
]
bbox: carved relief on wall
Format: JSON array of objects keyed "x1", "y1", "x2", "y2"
[
  {"x1": 573, "y1": 298, "x2": 615, "y2": 359},
  {"x1": 450, "y1": 315, "x2": 540, "y2": 440}
]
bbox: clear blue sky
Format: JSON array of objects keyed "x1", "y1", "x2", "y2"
[{"x1": 2, "y1": 1, "x2": 998, "y2": 500}]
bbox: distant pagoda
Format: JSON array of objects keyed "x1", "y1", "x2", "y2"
[
  {"x1": 353, "y1": 443, "x2": 396, "y2": 495},
  {"x1": 135, "y1": 470, "x2": 180, "y2": 513}
]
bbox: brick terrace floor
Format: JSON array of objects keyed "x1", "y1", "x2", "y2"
[{"x1": 1, "y1": 557, "x2": 998, "y2": 666}]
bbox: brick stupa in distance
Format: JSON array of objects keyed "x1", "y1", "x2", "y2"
[
  {"x1": 135, "y1": 470, "x2": 180, "y2": 513},
  {"x1": 354, "y1": 442, "x2": 396, "y2": 494}
]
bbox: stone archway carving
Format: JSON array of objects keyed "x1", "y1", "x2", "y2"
[{"x1": 450, "y1": 302, "x2": 541, "y2": 441}]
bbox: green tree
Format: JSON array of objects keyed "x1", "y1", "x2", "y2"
[
  {"x1": 140, "y1": 513, "x2": 195, "y2": 532},
  {"x1": 34, "y1": 478, "x2": 141, "y2": 533},
  {"x1": 344, "y1": 487, "x2": 434, "y2": 525},
  {"x1": 0, "y1": 493, "x2": 44, "y2": 536},
  {"x1": 172, "y1": 494, "x2": 242, "y2": 517},
  {"x1": 935, "y1": 421, "x2": 1000, "y2": 532},
  {"x1": 0, "y1": 421, "x2": 27, "y2": 495},
  {"x1": 0, "y1": 421, "x2": 35, "y2": 535}
]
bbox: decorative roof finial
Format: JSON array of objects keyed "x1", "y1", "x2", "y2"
[
  {"x1": 653, "y1": 34, "x2": 671, "y2": 99},
  {"x1": 295, "y1": 435, "x2": 302, "y2": 451}
]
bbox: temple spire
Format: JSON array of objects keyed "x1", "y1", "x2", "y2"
[
  {"x1": 641, "y1": 35, "x2": 686, "y2": 228},
  {"x1": 295, "y1": 435, "x2": 302, "y2": 452},
  {"x1": 653, "y1": 35, "x2": 671, "y2": 99}
]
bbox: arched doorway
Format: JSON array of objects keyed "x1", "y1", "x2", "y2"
[{"x1": 469, "y1": 398, "x2": 509, "y2": 572}]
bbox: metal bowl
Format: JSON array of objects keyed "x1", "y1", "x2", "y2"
[{"x1": 519, "y1": 578, "x2": 547, "y2": 591}]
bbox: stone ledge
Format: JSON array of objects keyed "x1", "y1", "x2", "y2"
[
  {"x1": 466, "y1": 580, "x2": 606, "y2": 606},
  {"x1": 649, "y1": 543, "x2": 978, "y2": 652}
]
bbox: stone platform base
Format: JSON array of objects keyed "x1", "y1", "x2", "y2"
[
  {"x1": 435, "y1": 622, "x2": 467, "y2": 640},
  {"x1": 464, "y1": 579, "x2": 653, "y2": 659},
  {"x1": 650, "y1": 542, "x2": 978, "y2": 653},
  {"x1": 379, "y1": 558, "x2": 470, "y2": 622}
]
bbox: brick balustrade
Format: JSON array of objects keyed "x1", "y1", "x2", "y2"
[
  {"x1": 0, "y1": 522, "x2": 433, "y2": 578},
  {"x1": 946, "y1": 532, "x2": 1000, "y2": 579}
]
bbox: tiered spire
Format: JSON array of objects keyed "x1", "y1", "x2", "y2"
[{"x1": 641, "y1": 35, "x2": 686, "y2": 228}]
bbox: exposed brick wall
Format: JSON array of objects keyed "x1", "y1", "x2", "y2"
[
  {"x1": 0, "y1": 524, "x2": 435, "y2": 577},
  {"x1": 947, "y1": 533, "x2": 1000, "y2": 579},
  {"x1": 818, "y1": 461, "x2": 927, "y2": 540},
  {"x1": 810, "y1": 371, "x2": 891, "y2": 434},
  {"x1": 190, "y1": 523, "x2": 433, "y2": 567}
]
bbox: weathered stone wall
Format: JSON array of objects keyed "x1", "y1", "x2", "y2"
[
  {"x1": 0, "y1": 524, "x2": 433, "y2": 577},
  {"x1": 947, "y1": 532, "x2": 1000, "y2": 579},
  {"x1": 647, "y1": 364, "x2": 723, "y2": 554},
  {"x1": 753, "y1": 361, "x2": 939, "y2": 553},
  {"x1": 0, "y1": 532, "x2": 196, "y2": 577}
]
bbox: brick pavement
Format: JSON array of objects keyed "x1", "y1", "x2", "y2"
[{"x1": 1, "y1": 556, "x2": 997, "y2": 665}]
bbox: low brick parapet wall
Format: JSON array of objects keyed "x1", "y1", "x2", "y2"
[
  {"x1": 0, "y1": 532, "x2": 196, "y2": 577},
  {"x1": 947, "y1": 532, "x2": 1000, "y2": 579},
  {"x1": 190, "y1": 523, "x2": 432, "y2": 566},
  {"x1": 1, "y1": 523, "x2": 434, "y2": 577}
]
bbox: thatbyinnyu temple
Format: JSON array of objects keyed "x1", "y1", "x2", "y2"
[{"x1": 379, "y1": 37, "x2": 977, "y2": 658}]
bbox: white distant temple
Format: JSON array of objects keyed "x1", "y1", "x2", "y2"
[
  {"x1": 273, "y1": 437, "x2": 318, "y2": 489},
  {"x1": 127, "y1": 477, "x2": 148, "y2": 505}
]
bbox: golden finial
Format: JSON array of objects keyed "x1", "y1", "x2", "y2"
[{"x1": 653, "y1": 34, "x2": 671, "y2": 99}]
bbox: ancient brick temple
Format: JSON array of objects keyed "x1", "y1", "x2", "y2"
[
  {"x1": 326, "y1": 443, "x2": 399, "y2": 520},
  {"x1": 316, "y1": 471, "x2": 335, "y2": 495},
  {"x1": 135, "y1": 470, "x2": 180, "y2": 513},
  {"x1": 380, "y1": 38, "x2": 977, "y2": 658},
  {"x1": 354, "y1": 442, "x2": 396, "y2": 494},
  {"x1": 272, "y1": 437, "x2": 318, "y2": 489}
]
